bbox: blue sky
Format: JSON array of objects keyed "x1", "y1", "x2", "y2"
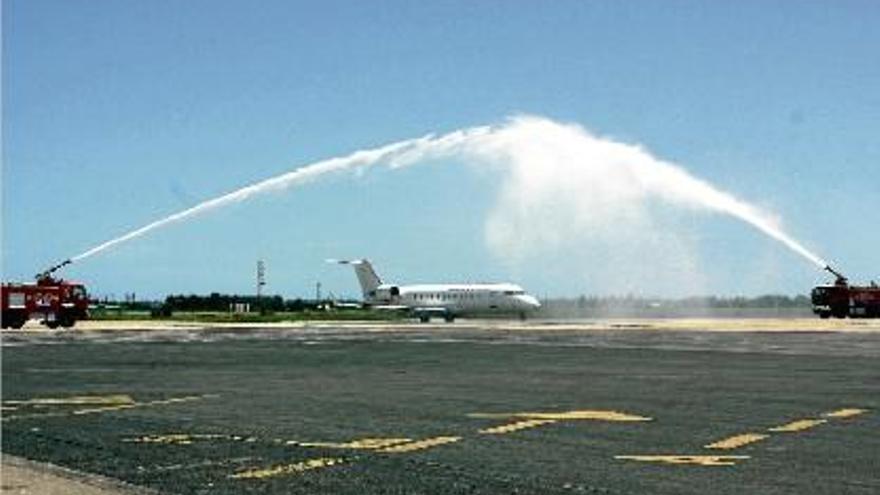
[{"x1": 3, "y1": 0, "x2": 878, "y2": 300}]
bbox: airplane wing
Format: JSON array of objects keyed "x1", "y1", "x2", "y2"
[
  {"x1": 409, "y1": 307, "x2": 451, "y2": 315},
  {"x1": 371, "y1": 305, "x2": 449, "y2": 315},
  {"x1": 372, "y1": 305, "x2": 411, "y2": 311},
  {"x1": 326, "y1": 258, "x2": 364, "y2": 265}
]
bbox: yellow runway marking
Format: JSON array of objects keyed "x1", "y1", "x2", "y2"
[
  {"x1": 704, "y1": 433, "x2": 768, "y2": 450},
  {"x1": 767, "y1": 419, "x2": 827, "y2": 432},
  {"x1": 468, "y1": 410, "x2": 652, "y2": 422},
  {"x1": 291, "y1": 438, "x2": 412, "y2": 450},
  {"x1": 2, "y1": 395, "x2": 135, "y2": 406},
  {"x1": 615, "y1": 455, "x2": 749, "y2": 466},
  {"x1": 231, "y1": 457, "x2": 344, "y2": 480},
  {"x1": 375, "y1": 436, "x2": 461, "y2": 453},
  {"x1": 479, "y1": 419, "x2": 557, "y2": 434},
  {"x1": 823, "y1": 408, "x2": 868, "y2": 419},
  {"x1": 231, "y1": 435, "x2": 459, "y2": 480},
  {"x1": 124, "y1": 433, "x2": 256, "y2": 445},
  {"x1": 126, "y1": 434, "x2": 217, "y2": 445},
  {"x1": 152, "y1": 456, "x2": 255, "y2": 472},
  {"x1": 1, "y1": 394, "x2": 217, "y2": 422},
  {"x1": 72, "y1": 395, "x2": 215, "y2": 415},
  {"x1": 616, "y1": 406, "x2": 868, "y2": 468}
]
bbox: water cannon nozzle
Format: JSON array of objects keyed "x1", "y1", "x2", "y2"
[
  {"x1": 824, "y1": 265, "x2": 848, "y2": 285},
  {"x1": 36, "y1": 259, "x2": 73, "y2": 281}
]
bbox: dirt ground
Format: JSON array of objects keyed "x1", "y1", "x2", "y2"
[{"x1": 1, "y1": 455, "x2": 151, "y2": 495}]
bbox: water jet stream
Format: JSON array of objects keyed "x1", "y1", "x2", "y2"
[{"x1": 69, "y1": 116, "x2": 827, "y2": 272}]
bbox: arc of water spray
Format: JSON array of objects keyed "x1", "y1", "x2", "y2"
[
  {"x1": 68, "y1": 116, "x2": 828, "y2": 274},
  {"x1": 71, "y1": 133, "x2": 456, "y2": 261}
]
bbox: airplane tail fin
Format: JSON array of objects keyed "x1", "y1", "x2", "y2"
[{"x1": 327, "y1": 259, "x2": 382, "y2": 298}]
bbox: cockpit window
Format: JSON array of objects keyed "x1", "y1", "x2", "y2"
[{"x1": 503, "y1": 290, "x2": 525, "y2": 296}]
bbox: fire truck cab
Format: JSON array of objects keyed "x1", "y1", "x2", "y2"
[
  {"x1": 1, "y1": 276, "x2": 90, "y2": 329},
  {"x1": 811, "y1": 275, "x2": 880, "y2": 319}
]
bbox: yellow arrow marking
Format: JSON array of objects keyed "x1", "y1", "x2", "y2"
[
  {"x1": 479, "y1": 419, "x2": 557, "y2": 434},
  {"x1": 72, "y1": 395, "x2": 213, "y2": 415},
  {"x1": 823, "y1": 408, "x2": 868, "y2": 419},
  {"x1": 2, "y1": 395, "x2": 134, "y2": 406},
  {"x1": 615, "y1": 455, "x2": 749, "y2": 466},
  {"x1": 124, "y1": 433, "x2": 256, "y2": 445},
  {"x1": 767, "y1": 419, "x2": 827, "y2": 432},
  {"x1": 375, "y1": 436, "x2": 461, "y2": 453},
  {"x1": 2, "y1": 394, "x2": 217, "y2": 422},
  {"x1": 468, "y1": 410, "x2": 652, "y2": 422},
  {"x1": 704, "y1": 433, "x2": 768, "y2": 450},
  {"x1": 291, "y1": 438, "x2": 412, "y2": 450},
  {"x1": 231, "y1": 457, "x2": 343, "y2": 480}
]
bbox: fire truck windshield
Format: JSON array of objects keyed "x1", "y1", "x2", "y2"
[{"x1": 71, "y1": 286, "x2": 87, "y2": 299}]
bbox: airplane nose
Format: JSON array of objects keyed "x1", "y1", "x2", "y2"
[{"x1": 520, "y1": 295, "x2": 541, "y2": 309}]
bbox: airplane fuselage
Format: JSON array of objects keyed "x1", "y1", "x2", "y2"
[
  {"x1": 369, "y1": 283, "x2": 540, "y2": 320},
  {"x1": 333, "y1": 259, "x2": 541, "y2": 322}
]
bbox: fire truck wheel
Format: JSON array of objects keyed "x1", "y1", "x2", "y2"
[
  {"x1": 818, "y1": 311, "x2": 831, "y2": 319},
  {"x1": 45, "y1": 320, "x2": 60, "y2": 329},
  {"x1": 60, "y1": 314, "x2": 76, "y2": 328},
  {"x1": 3, "y1": 311, "x2": 27, "y2": 328}
]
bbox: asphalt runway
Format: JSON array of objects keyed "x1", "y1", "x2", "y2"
[{"x1": 2, "y1": 322, "x2": 878, "y2": 494}]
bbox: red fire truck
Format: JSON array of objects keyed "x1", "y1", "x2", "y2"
[
  {"x1": 1, "y1": 261, "x2": 90, "y2": 329},
  {"x1": 811, "y1": 266, "x2": 880, "y2": 319}
]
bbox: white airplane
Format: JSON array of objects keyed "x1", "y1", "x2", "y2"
[{"x1": 329, "y1": 259, "x2": 541, "y2": 322}]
